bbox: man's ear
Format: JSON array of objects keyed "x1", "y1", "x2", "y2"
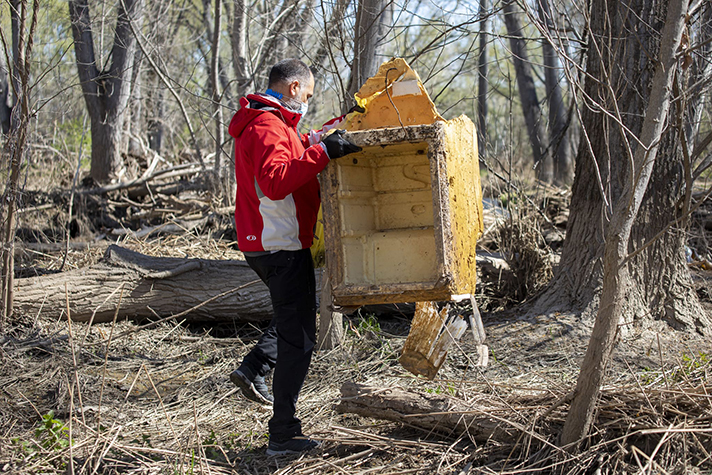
[{"x1": 288, "y1": 80, "x2": 300, "y2": 97}]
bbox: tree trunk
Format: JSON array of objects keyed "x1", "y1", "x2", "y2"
[
  {"x1": 1, "y1": 116, "x2": 23, "y2": 322},
  {"x1": 127, "y1": 47, "x2": 144, "y2": 157},
  {"x1": 2, "y1": 0, "x2": 39, "y2": 324},
  {"x1": 336, "y1": 382, "x2": 512, "y2": 442},
  {"x1": 538, "y1": 0, "x2": 573, "y2": 185},
  {"x1": 144, "y1": 1, "x2": 172, "y2": 154},
  {"x1": 146, "y1": 71, "x2": 165, "y2": 153},
  {"x1": 346, "y1": 0, "x2": 392, "y2": 106},
  {"x1": 560, "y1": 0, "x2": 692, "y2": 445},
  {"x1": 206, "y1": 0, "x2": 229, "y2": 202},
  {"x1": 502, "y1": 0, "x2": 552, "y2": 183},
  {"x1": 231, "y1": 0, "x2": 252, "y2": 98},
  {"x1": 540, "y1": 0, "x2": 711, "y2": 335},
  {"x1": 12, "y1": 245, "x2": 272, "y2": 323},
  {"x1": 9, "y1": 0, "x2": 20, "y2": 107},
  {"x1": 68, "y1": 0, "x2": 145, "y2": 183},
  {"x1": 0, "y1": 51, "x2": 10, "y2": 134},
  {"x1": 89, "y1": 118, "x2": 125, "y2": 182},
  {"x1": 476, "y1": 0, "x2": 488, "y2": 161},
  {"x1": 317, "y1": 269, "x2": 343, "y2": 350}
]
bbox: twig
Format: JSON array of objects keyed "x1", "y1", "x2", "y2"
[
  {"x1": 67, "y1": 373, "x2": 76, "y2": 475},
  {"x1": 384, "y1": 67, "x2": 405, "y2": 129},
  {"x1": 83, "y1": 283, "x2": 126, "y2": 345}
]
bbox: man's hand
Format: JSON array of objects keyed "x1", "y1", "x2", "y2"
[{"x1": 322, "y1": 130, "x2": 362, "y2": 159}]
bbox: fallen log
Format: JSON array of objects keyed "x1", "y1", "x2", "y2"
[
  {"x1": 336, "y1": 382, "x2": 517, "y2": 442},
  {"x1": 13, "y1": 245, "x2": 272, "y2": 323}
]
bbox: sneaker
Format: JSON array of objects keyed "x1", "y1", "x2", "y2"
[
  {"x1": 230, "y1": 369, "x2": 272, "y2": 405},
  {"x1": 266, "y1": 437, "x2": 321, "y2": 456},
  {"x1": 252, "y1": 375, "x2": 273, "y2": 403}
]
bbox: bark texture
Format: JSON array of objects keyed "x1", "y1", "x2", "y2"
[
  {"x1": 540, "y1": 0, "x2": 711, "y2": 334},
  {"x1": 0, "y1": 51, "x2": 10, "y2": 134},
  {"x1": 346, "y1": 0, "x2": 393, "y2": 104},
  {"x1": 13, "y1": 245, "x2": 271, "y2": 323},
  {"x1": 68, "y1": 0, "x2": 144, "y2": 183}
]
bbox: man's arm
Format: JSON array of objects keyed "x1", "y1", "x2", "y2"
[
  {"x1": 304, "y1": 115, "x2": 346, "y2": 147},
  {"x1": 249, "y1": 122, "x2": 330, "y2": 201},
  {"x1": 303, "y1": 105, "x2": 365, "y2": 147}
]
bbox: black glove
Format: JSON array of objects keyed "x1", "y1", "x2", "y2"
[
  {"x1": 322, "y1": 130, "x2": 362, "y2": 159},
  {"x1": 348, "y1": 104, "x2": 366, "y2": 114}
]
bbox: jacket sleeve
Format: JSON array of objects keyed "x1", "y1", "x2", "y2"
[
  {"x1": 246, "y1": 119, "x2": 331, "y2": 201},
  {"x1": 306, "y1": 114, "x2": 347, "y2": 146}
]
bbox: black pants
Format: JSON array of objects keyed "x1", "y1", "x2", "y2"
[{"x1": 240, "y1": 249, "x2": 317, "y2": 442}]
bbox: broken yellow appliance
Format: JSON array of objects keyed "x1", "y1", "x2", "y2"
[
  {"x1": 321, "y1": 58, "x2": 487, "y2": 379},
  {"x1": 321, "y1": 58, "x2": 484, "y2": 307}
]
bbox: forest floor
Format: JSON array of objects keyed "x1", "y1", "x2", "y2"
[{"x1": 0, "y1": 166, "x2": 711, "y2": 474}]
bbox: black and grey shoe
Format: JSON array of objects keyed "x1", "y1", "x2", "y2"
[
  {"x1": 252, "y1": 375, "x2": 273, "y2": 403},
  {"x1": 266, "y1": 437, "x2": 321, "y2": 456},
  {"x1": 230, "y1": 369, "x2": 272, "y2": 405}
]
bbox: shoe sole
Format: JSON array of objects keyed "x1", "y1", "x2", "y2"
[
  {"x1": 266, "y1": 449, "x2": 291, "y2": 456},
  {"x1": 266, "y1": 446, "x2": 318, "y2": 457},
  {"x1": 266, "y1": 440, "x2": 321, "y2": 457},
  {"x1": 230, "y1": 372, "x2": 272, "y2": 405}
]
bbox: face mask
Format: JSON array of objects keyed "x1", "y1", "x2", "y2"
[
  {"x1": 297, "y1": 101, "x2": 308, "y2": 116},
  {"x1": 283, "y1": 96, "x2": 308, "y2": 116}
]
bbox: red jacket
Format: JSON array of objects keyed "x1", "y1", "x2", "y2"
[{"x1": 228, "y1": 94, "x2": 335, "y2": 252}]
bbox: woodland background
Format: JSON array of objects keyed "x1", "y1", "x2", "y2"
[{"x1": 1, "y1": 0, "x2": 712, "y2": 473}]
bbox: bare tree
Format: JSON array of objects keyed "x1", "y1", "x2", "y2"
[
  {"x1": 477, "y1": 0, "x2": 488, "y2": 160},
  {"x1": 541, "y1": 0, "x2": 712, "y2": 333},
  {"x1": 537, "y1": 0, "x2": 573, "y2": 184},
  {"x1": 207, "y1": 0, "x2": 231, "y2": 201},
  {"x1": 0, "y1": 50, "x2": 10, "y2": 134},
  {"x1": 231, "y1": 0, "x2": 252, "y2": 98},
  {"x1": 346, "y1": 0, "x2": 393, "y2": 105},
  {"x1": 68, "y1": 0, "x2": 145, "y2": 183},
  {"x1": 1, "y1": 0, "x2": 40, "y2": 322},
  {"x1": 230, "y1": 0, "x2": 313, "y2": 97},
  {"x1": 560, "y1": 0, "x2": 693, "y2": 445},
  {"x1": 502, "y1": 0, "x2": 552, "y2": 182}
]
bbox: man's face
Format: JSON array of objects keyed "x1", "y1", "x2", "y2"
[{"x1": 289, "y1": 74, "x2": 315, "y2": 104}]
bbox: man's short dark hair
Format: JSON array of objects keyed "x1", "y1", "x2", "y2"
[{"x1": 268, "y1": 59, "x2": 313, "y2": 88}]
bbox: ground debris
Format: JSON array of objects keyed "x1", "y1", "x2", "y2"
[{"x1": 0, "y1": 310, "x2": 709, "y2": 474}]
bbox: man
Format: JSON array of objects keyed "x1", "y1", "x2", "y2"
[{"x1": 227, "y1": 58, "x2": 361, "y2": 456}]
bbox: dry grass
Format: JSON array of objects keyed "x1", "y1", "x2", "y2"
[
  {"x1": 0, "y1": 274, "x2": 710, "y2": 474},
  {"x1": 3, "y1": 157, "x2": 710, "y2": 474}
]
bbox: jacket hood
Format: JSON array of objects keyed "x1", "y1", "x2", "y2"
[{"x1": 228, "y1": 94, "x2": 303, "y2": 138}]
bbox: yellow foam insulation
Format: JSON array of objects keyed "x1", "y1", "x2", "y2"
[
  {"x1": 322, "y1": 57, "x2": 484, "y2": 306},
  {"x1": 443, "y1": 115, "x2": 484, "y2": 295},
  {"x1": 345, "y1": 58, "x2": 444, "y2": 131}
]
